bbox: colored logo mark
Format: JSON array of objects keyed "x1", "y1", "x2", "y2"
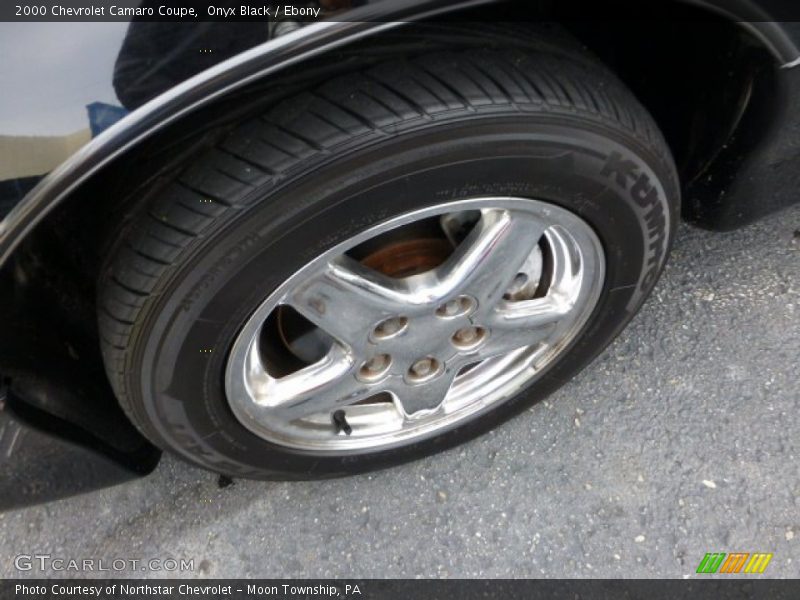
[{"x1": 696, "y1": 552, "x2": 773, "y2": 574}]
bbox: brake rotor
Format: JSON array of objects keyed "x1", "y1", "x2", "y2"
[{"x1": 359, "y1": 237, "x2": 452, "y2": 278}]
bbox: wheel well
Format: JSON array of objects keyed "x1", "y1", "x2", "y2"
[
  {"x1": 0, "y1": 5, "x2": 782, "y2": 440},
  {"x1": 563, "y1": 16, "x2": 777, "y2": 190}
]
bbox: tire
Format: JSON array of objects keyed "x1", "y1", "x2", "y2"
[{"x1": 97, "y1": 37, "x2": 679, "y2": 479}]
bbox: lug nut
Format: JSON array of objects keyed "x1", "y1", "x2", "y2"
[
  {"x1": 407, "y1": 357, "x2": 442, "y2": 383},
  {"x1": 452, "y1": 326, "x2": 488, "y2": 350},
  {"x1": 357, "y1": 354, "x2": 392, "y2": 382},
  {"x1": 435, "y1": 296, "x2": 475, "y2": 319},
  {"x1": 411, "y1": 358, "x2": 434, "y2": 377},
  {"x1": 441, "y1": 299, "x2": 460, "y2": 317},
  {"x1": 373, "y1": 316, "x2": 408, "y2": 340}
]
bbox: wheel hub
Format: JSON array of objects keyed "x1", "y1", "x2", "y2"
[{"x1": 350, "y1": 295, "x2": 491, "y2": 415}]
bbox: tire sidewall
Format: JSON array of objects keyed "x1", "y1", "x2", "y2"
[{"x1": 129, "y1": 116, "x2": 677, "y2": 478}]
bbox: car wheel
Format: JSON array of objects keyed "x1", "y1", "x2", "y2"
[{"x1": 98, "y1": 42, "x2": 678, "y2": 478}]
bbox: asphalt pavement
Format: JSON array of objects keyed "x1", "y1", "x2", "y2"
[{"x1": 1, "y1": 203, "x2": 798, "y2": 579}]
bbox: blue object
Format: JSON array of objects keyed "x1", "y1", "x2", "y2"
[{"x1": 86, "y1": 101, "x2": 128, "y2": 137}]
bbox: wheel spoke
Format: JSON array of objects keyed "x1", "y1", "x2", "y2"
[
  {"x1": 481, "y1": 297, "x2": 571, "y2": 357},
  {"x1": 286, "y1": 255, "x2": 408, "y2": 351},
  {"x1": 245, "y1": 343, "x2": 382, "y2": 422},
  {"x1": 434, "y1": 209, "x2": 545, "y2": 310},
  {"x1": 389, "y1": 366, "x2": 460, "y2": 416}
]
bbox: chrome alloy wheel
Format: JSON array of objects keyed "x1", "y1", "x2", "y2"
[{"x1": 225, "y1": 197, "x2": 605, "y2": 452}]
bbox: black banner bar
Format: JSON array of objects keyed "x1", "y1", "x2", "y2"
[
  {"x1": 3, "y1": 579, "x2": 800, "y2": 600},
  {"x1": 5, "y1": 0, "x2": 800, "y2": 22}
]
